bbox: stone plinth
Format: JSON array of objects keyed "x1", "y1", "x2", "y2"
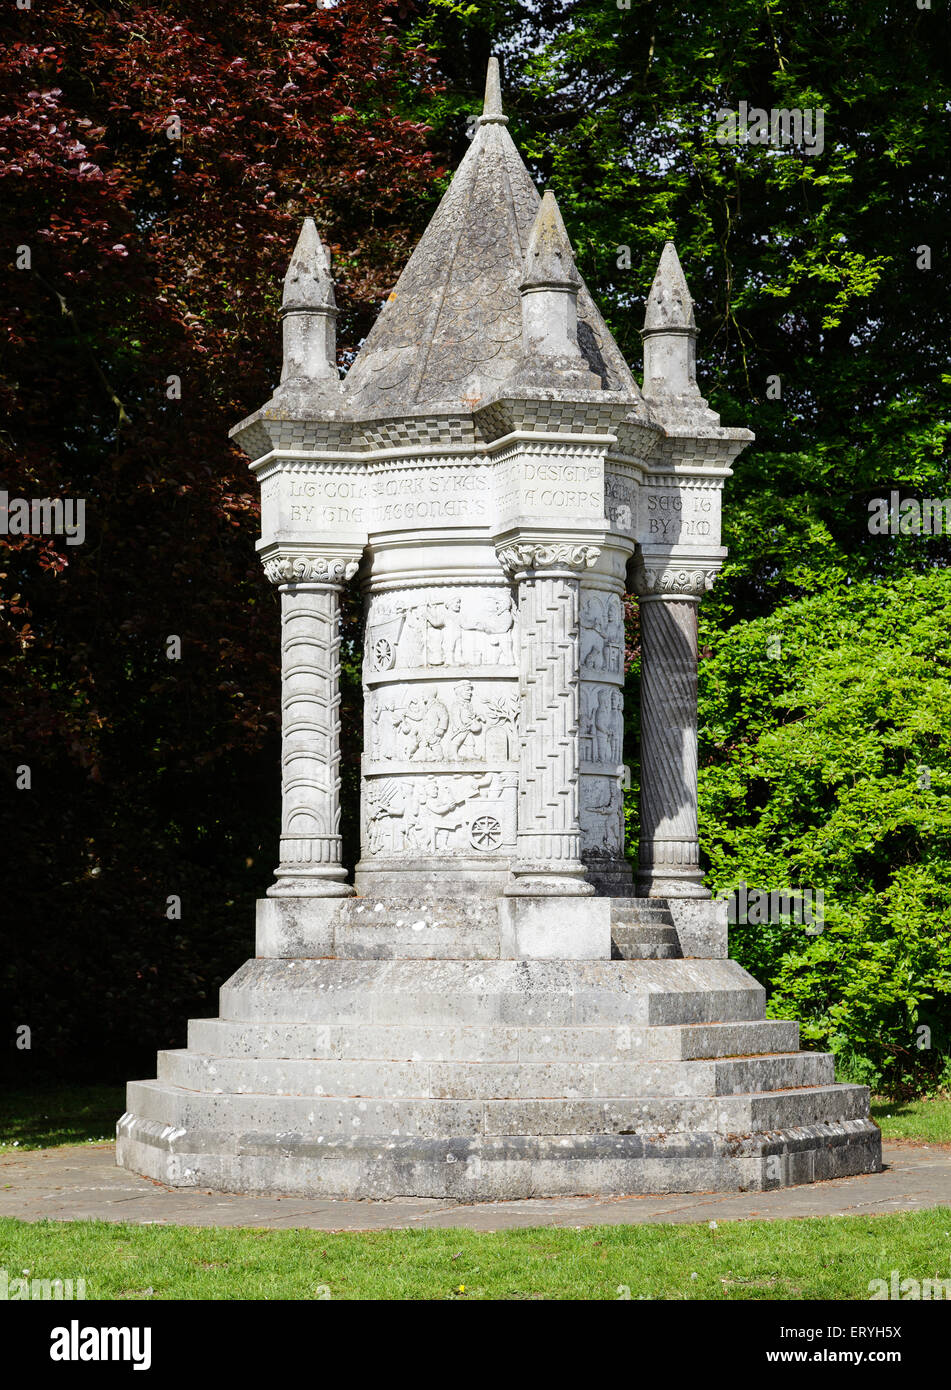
[{"x1": 118, "y1": 939, "x2": 880, "y2": 1199}]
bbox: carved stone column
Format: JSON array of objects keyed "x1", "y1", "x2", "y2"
[
  {"x1": 632, "y1": 561, "x2": 719, "y2": 898},
  {"x1": 497, "y1": 542, "x2": 600, "y2": 896},
  {"x1": 262, "y1": 551, "x2": 360, "y2": 897}
]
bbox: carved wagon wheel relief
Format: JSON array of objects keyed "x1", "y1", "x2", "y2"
[
  {"x1": 470, "y1": 815, "x2": 502, "y2": 851},
  {"x1": 372, "y1": 636, "x2": 394, "y2": 671}
]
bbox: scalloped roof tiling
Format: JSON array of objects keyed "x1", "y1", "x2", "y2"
[{"x1": 342, "y1": 102, "x2": 643, "y2": 415}]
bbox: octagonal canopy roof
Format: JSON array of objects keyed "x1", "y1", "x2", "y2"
[{"x1": 342, "y1": 60, "x2": 642, "y2": 415}]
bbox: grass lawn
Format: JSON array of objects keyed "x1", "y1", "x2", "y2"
[
  {"x1": 2, "y1": 1085, "x2": 950, "y2": 1300},
  {"x1": 0, "y1": 1085, "x2": 125, "y2": 1153},
  {"x1": 1, "y1": 1210, "x2": 950, "y2": 1300},
  {"x1": 871, "y1": 1097, "x2": 951, "y2": 1144}
]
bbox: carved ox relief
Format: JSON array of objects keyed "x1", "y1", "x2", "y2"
[{"x1": 364, "y1": 588, "x2": 517, "y2": 675}]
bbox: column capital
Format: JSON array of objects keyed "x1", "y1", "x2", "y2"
[
  {"x1": 260, "y1": 545, "x2": 361, "y2": 588},
  {"x1": 496, "y1": 540, "x2": 601, "y2": 577},
  {"x1": 631, "y1": 555, "x2": 722, "y2": 599}
]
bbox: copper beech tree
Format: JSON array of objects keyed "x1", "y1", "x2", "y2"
[{"x1": 0, "y1": 0, "x2": 441, "y2": 1074}]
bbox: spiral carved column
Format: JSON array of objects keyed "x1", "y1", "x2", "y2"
[
  {"x1": 262, "y1": 552, "x2": 360, "y2": 897},
  {"x1": 498, "y1": 542, "x2": 599, "y2": 896},
  {"x1": 633, "y1": 562, "x2": 719, "y2": 898}
]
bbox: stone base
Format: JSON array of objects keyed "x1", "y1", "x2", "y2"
[
  {"x1": 498, "y1": 896, "x2": 610, "y2": 959},
  {"x1": 118, "y1": 954, "x2": 882, "y2": 1200},
  {"x1": 255, "y1": 894, "x2": 726, "y2": 960},
  {"x1": 117, "y1": 1113, "x2": 882, "y2": 1200},
  {"x1": 353, "y1": 858, "x2": 512, "y2": 898}
]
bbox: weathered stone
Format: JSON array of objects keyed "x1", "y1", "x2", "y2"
[
  {"x1": 498, "y1": 896, "x2": 611, "y2": 959},
  {"x1": 118, "y1": 58, "x2": 881, "y2": 1202}
]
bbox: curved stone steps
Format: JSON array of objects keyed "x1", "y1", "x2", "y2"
[{"x1": 118, "y1": 953, "x2": 880, "y2": 1199}]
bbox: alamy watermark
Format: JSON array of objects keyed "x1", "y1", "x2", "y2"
[
  {"x1": 0, "y1": 491, "x2": 86, "y2": 546},
  {"x1": 868, "y1": 1264, "x2": 951, "y2": 1300},
  {"x1": 715, "y1": 101, "x2": 825, "y2": 157},
  {"x1": 1, "y1": 1266, "x2": 86, "y2": 1300},
  {"x1": 721, "y1": 884, "x2": 825, "y2": 934},
  {"x1": 868, "y1": 492, "x2": 951, "y2": 536}
]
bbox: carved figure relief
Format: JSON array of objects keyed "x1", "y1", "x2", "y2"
[
  {"x1": 581, "y1": 685, "x2": 623, "y2": 766},
  {"x1": 366, "y1": 682, "x2": 518, "y2": 763},
  {"x1": 364, "y1": 588, "x2": 517, "y2": 674},
  {"x1": 580, "y1": 592, "x2": 624, "y2": 673},
  {"x1": 363, "y1": 771, "x2": 517, "y2": 857}
]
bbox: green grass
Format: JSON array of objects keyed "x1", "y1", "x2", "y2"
[
  {"x1": 0, "y1": 1085, "x2": 125, "y2": 1153},
  {"x1": 2, "y1": 1211, "x2": 950, "y2": 1300},
  {"x1": 871, "y1": 1097, "x2": 951, "y2": 1144}
]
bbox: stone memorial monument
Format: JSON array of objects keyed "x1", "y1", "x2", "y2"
[{"x1": 118, "y1": 62, "x2": 882, "y2": 1198}]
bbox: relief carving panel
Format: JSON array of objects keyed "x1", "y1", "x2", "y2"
[
  {"x1": 362, "y1": 771, "x2": 517, "y2": 858},
  {"x1": 364, "y1": 587, "x2": 517, "y2": 675}
]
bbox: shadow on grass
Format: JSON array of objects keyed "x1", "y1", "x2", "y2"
[
  {"x1": 0, "y1": 1084, "x2": 126, "y2": 1151},
  {"x1": 871, "y1": 1096, "x2": 951, "y2": 1145}
]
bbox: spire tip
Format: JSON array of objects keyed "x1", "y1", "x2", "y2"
[
  {"x1": 479, "y1": 55, "x2": 508, "y2": 125},
  {"x1": 643, "y1": 240, "x2": 695, "y2": 331}
]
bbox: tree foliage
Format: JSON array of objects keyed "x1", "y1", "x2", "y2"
[
  {"x1": 0, "y1": 0, "x2": 437, "y2": 1078},
  {"x1": 700, "y1": 572, "x2": 951, "y2": 1096}
]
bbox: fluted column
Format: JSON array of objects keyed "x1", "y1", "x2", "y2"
[
  {"x1": 262, "y1": 551, "x2": 360, "y2": 897},
  {"x1": 497, "y1": 542, "x2": 600, "y2": 896},
  {"x1": 633, "y1": 561, "x2": 719, "y2": 898}
]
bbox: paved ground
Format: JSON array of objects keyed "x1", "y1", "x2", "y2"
[{"x1": 1, "y1": 1141, "x2": 949, "y2": 1230}]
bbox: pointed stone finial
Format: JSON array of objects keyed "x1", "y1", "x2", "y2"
[
  {"x1": 521, "y1": 190, "x2": 582, "y2": 291},
  {"x1": 478, "y1": 56, "x2": 508, "y2": 126},
  {"x1": 641, "y1": 240, "x2": 700, "y2": 400},
  {"x1": 517, "y1": 192, "x2": 599, "y2": 387},
  {"x1": 278, "y1": 218, "x2": 340, "y2": 393},
  {"x1": 282, "y1": 218, "x2": 336, "y2": 313},
  {"x1": 643, "y1": 240, "x2": 695, "y2": 331}
]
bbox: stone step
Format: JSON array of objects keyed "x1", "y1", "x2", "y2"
[
  {"x1": 187, "y1": 1016, "x2": 800, "y2": 1064},
  {"x1": 611, "y1": 901, "x2": 676, "y2": 925},
  {"x1": 157, "y1": 1048, "x2": 834, "y2": 1100},
  {"x1": 127, "y1": 1078, "x2": 867, "y2": 1139},
  {"x1": 611, "y1": 924, "x2": 682, "y2": 960},
  {"x1": 218, "y1": 957, "x2": 766, "y2": 1028},
  {"x1": 117, "y1": 1110, "x2": 882, "y2": 1199}
]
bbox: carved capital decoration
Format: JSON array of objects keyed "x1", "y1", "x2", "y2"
[
  {"x1": 632, "y1": 563, "x2": 720, "y2": 598},
  {"x1": 497, "y1": 542, "x2": 601, "y2": 575},
  {"x1": 262, "y1": 554, "x2": 360, "y2": 587}
]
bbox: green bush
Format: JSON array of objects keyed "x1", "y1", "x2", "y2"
[{"x1": 697, "y1": 569, "x2": 951, "y2": 1098}]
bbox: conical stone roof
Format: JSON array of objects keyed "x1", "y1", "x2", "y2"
[{"x1": 343, "y1": 60, "x2": 642, "y2": 414}]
